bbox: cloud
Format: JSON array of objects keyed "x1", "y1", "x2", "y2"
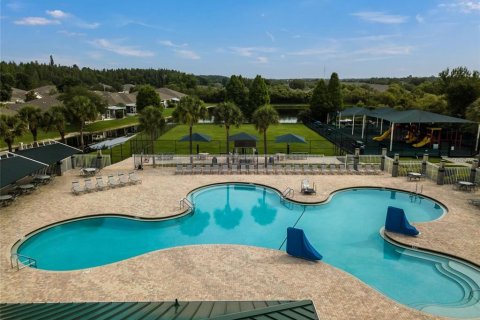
[
  {"x1": 266, "y1": 31, "x2": 275, "y2": 42},
  {"x1": 229, "y1": 46, "x2": 276, "y2": 57},
  {"x1": 58, "y1": 30, "x2": 85, "y2": 37},
  {"x1": 352, "y1": 11, "x2": 408, "y2": 24},
  {"x1": 254, "y1": 56, "x2": 268, "y2": 64},
  {"x1": 439, "y1": 1, "x2": 480, "y2": 13},
  {"x1": 77, "y1": 22, "x2": 100, "y2": 29},
  {"x1": 415, "y1": 14, "x2": 425, "y2": 23},
  {"x1": 159, "y1": 40, "x2": 187, "y2": 48},
  {"x1": 357, "y1": 45, "x2": 413, "y2": 56},
  {"x1": 46, "y1": 10, "x2": 70, "y2": 19},
  {"x1": 14, "y1": 17, "x2": 60, "y2": 25},
  {"x1": 91, "y1": 39, "x2": 154, "y2": 57},
  {"x1": 289, "y1": 47, "x2": 337, "y2": 56},
  {"x1": 175, "y1": 49, "x2": 200, "y2": 60}
]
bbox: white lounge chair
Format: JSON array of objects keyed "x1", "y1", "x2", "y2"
[
  {"x1": 285, "y1": 164, "x2": 293, "y2": 174},
  {"x1": 320, "y1": 163, "x2": 327, "y2": 174},
  {"x1": 84, "y1": 178, "x2": 96, "y2": 192},
  {"x1": 108, "y1": 175, "x2": 120, "y2": 188},
  {"x1": 184, "y1": 164, "x2": 192, "y2": 174},
  {"x1": 266, "y1": 164, "x2": 274, "y2": 174},
  {"x1": 240, "y1": 164, "x2": 247, "y2": 174},
  {"x1": 193, "y1": 165, "x2": 202, "y2": 174},
  {"x1": 175, "y1": 164, "x2": 183, "y2": 175},
  {"x1": 329, "y1": 164, "x2": 338, "y2": 174},
  {"x1": 118, "y1": 173, "x2": 130, "y2": 185},
  {"x1": 203, "y1": 165, "x2": 212, "y2": 174},
  {"x1": 96, "y1": 176, "x2": 108, "y2": 190},
  {"x1": 231, "y1": 164, "x2": 239, "y2": 174},
  {"x1": 311, "y1": 164, "x2": 320, "y2": 175},
  {"x1": 221, "y1": 164, "x2": 229, "y2": 174},
  {"x1": 303, "y1": 165, "x2": 311, "y2": 175},
  {"x1": 293, "y1": 164, "x2": 302, "y2": 174},
  {"x1": 257, "y1": 164, "x2": 265, "y2": 174},
  {"x1": 212, "y1": 164, "x2": 219, "y2": 174},
  {"x1": 301, "y1": 179, "x2": 316, "y2": 194},
  {"x1": 128, "y1": 171, "x2": 142, "y2": 184},
  {"x1": 71, "y1": 181, "x2": 85, "y2": 195}
]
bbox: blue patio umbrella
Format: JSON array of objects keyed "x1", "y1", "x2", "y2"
[{"x1": 275, "y1": 134, "x2": 306, "y2": 154}]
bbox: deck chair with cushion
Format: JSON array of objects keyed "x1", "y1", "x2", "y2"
[
  {"x1": 71, "y1": 181, "x2": 85, "y2": 195},
  {"x1": 266, "y1": 164, "x2": 274, "y2": 174},
  {"x1": 203, "y1": 165, "x2": 212, "y2": 174},
  {"x1": 118, "y1": 173, "x2": 131, "y2": 185},
  {"x1": 84, "y1": 179, "x2": 96, "y2": 192},
  {"x1": 275, "y1": 164, "x2": 283, "y2": 174},
  {"x1": 128, "y1": 172, "x2": 142, "y2": 184},
  {"x1": 231, "y1": 164, "x2": 239, "y2": 174},
  {"x1": 303, "y1": 165, "x2": 311, "y2": 175},
  {"x1": 96, "y1": 176, "x2": 108, "y2": 191},
  {"x1": 108, "y1": 175, "x2": 121, "y2": 188},
  {"x1": 301, "y1": 179, "x2": 316, "y2": 195},
  {"x1": 221, "y1": 164, "x2": 229, "y2": 174},
  {"x1": 175, "y1": 164, "x2": 183, "y2": 175},
  {"x1": 240, "y1": 164, "x2": 248, "y2": 174},
  {"x1": 293, "y1": 164, "x2": 302, "y2": 174},
  {"x1": 212, "y1": 164, "x2": 220, "y2": 174},
  {"x1": 184, "y1": 164, "x2": 192, "y2": 174},
  {"x1": 193, "y1": 165, "x2": 202, "y2": 174}
]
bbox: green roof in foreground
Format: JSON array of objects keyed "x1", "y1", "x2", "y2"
[{"x1": 0, "y1": 300, "x2": 319, "y2": 320}]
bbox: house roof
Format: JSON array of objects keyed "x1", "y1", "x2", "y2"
[
  {"x1": 0, "y1": 153, "x2": 48, "y2": 189},
  {"x1": 156, "y1": 87, "x2": 187, "y2": 101},
  {"x1": 15, "y1": 141, "x2": 81, "y2": 166},
  {"x1": 9, "y1": 94, "x2": 62, "y2": 113},
  {"x1": 94, "y1": 91, "x2": 137, "y2": 106},
  {"x1": 0, "y1": 300, "x2": 319, "y2": 320}
]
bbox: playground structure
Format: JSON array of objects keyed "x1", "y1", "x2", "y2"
[
  {"x1": 372, "y1": 128, "x2": 391, "y2": 141},
  {"x1": 412, "y1": 128, "x2": 442, "y2": 148}
]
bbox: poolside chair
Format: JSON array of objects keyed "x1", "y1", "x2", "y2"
[
  {"x1": 221, "y1": 164, "x2": 229, "y2": 174},
  {"x1": 373, "y1": 163, "x2": 382, "y2": 175},
  {"x1": 231, "y1": 164, "x2": 239, "y2": 174},
  {"x1": 311, "y1": 164, "x2": 320, "y2": 175},
  {"x1": 257, "y1": 164, "x2": 265, "y2": 174},
  {"x1": 303, "y1": 165, "x2": 311, "y2": 175},
  {"x1": 358, "y1": 164, "x2": 367, "y2": 174},
  {"x1": 364, "y1": 164, "x2": 375, "y2": 175},
  {"x1": 347, "y1": 163, "x2": 357, "y2": 174},
  {"x1": 338, "y1": 164, "x2": 347, "y2": 175},
  {"x1": 128, "y1": 171, "x2": 142, "y2": 184},
  {"x1": 319, "y1": 163, "x2": 327, "y2": 174},
  {"x1": 175, "y1": 164, "x2": 183, "y2": 175},
  {"x1": 285, "y1": 164, "x2": 293, "y2": 174},
  {"x1": 193, "y1": 165, "x2": 202, "y2": 174},
  {"x1": 184, "y1": 164, "x2": 192, "y2": 174},
  {"x1": 328, "y1": 164, "x2": 338, "y2": 174},
  {"x1": 108, "y1": 175, "x2": 121, "y2": 188},
  {"x1": 293, "y1": 164, "x2": 302, "y2": 174},
  {"x1": 275, "y1": 164, "x2": 283, "y2": 174},
  {"x1": 468, "y1": 199, "x2": 480, "y2": 207},
  {"x1": 265, "y1": 164, "x2": 273, "y2": 175},
  {"x1": 301, "y1": 179, "x2": 316, "y2": 195},
  {"x1": 71, "y1": 181, "x2": 85, "y2": 195},
  {"x1": 240, "y1": 164, "x2": 247, "y2": 174},
  {"x1": 118, "y1": 173, "x2": 131, "y2": 185},
  {"x1": 96, "y1": 176, "x2": 108, "y2": 191},
  {"x1": 203, "y1": 165, "x2": 212, "y2": 175},
  {"x1": 212, "y1": 164, "x2": 219, "y2": 174},
  {"x1": 84, "y1": 178, "x2": 96, "y2": 192}
]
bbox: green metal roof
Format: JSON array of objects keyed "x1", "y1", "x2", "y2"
[
  {"x1": 0, "y1": 300, "x2": 318, "y2": 320},
  {"x1": 378, "y1": 109, "x2": 474, "y2": 124},
  {"x1": 15, "y1": 142, "x2": 81, "y2": 165},
  {"x1": 0, "y1": 153, "x2": 48, "y2": 189},
  {"x1": 228, "y1": 132, "x2": 260, "y2": 141}
]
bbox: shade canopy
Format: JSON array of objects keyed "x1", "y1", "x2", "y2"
[
  {"x1": 179, "y1": 132, "x2": 212, "y2": 142},
  {"x1": 380, "y1": 109, "x2": 474, "y2": 124},
  {"x1": 89, "y1": 135, "x2": 136, "y2": 150},
  {"x1": 15, "y1": 142, "x2": 81, "y2": 165},
  {"x1": 339, "y1": 106, "x2": 370, "y2": 117},
  {"x1": 275, "y1": 133, "x2": 307, "y2": 144},
  {"x1": 0, "y1": 153, "x2": 48, "y2": 189},
  {"x1": 228, "y1": 132, "x2": 259, "y2": 141}
]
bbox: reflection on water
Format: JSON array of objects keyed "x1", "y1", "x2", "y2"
[
  {"x1": 251, "y1": 188, "x2": 278, "y2": 225},
  {"x1": 214, "y1": 185, "x2": 243, "y2": 229}
]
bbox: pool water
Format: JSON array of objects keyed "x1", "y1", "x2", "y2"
[{"x1": 16, "y1": 184, "x2": 480, "y2": 318}]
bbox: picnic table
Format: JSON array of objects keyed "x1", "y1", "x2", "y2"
[
  {"x1": 407, "y1": 172, "x2": 423, "y2": 181},
  {"x1": 456, "y1": 181, "x2": 476, "y2": 192},
  {"x1": 34, "y1": 174, "x2": 51, "y2": 184},
  {"x1": 18, "y1": 184, "x2": 35, "y2": 194},
  {"x1": 82, "y1": 168, "x2": 97, "y2": 176},
  {"x1": 0, "y1": 194, "x2": 14, "y2": 206}
]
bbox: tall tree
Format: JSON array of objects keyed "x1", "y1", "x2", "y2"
[
  {"x1": 248, "y1": 75, "x2": 270, "y2": 120},
  {"x1": 136, "y1": 85, "x2": 161, "y2": 112},
  {"x1": 0, "y1": 73, "x2": 14, "y2": 101},
  {"x1": 0, "y1": 114, "x2": 27, "y2": 152},
  {"x1": 139, "y1": 105, "x2": 165, "y2": 165},
  {"x1": 310, "y1": 79, "x2": 330, "y2": 121},
  {"x1": 213, "y1": 102, "x2": 243, "y2": 164},
  {"x1": 172, "y1": 96, "x2": 208, "y2": 160},
  {"x1": 252, "y1": 104, "x2": 279, "y2": 165},
  {"x1": 439, "y1": 67, "x2": 480, "y2": 118},
  {"x1": 18, "y1": 105, "x2": 43, "y2": 142},
  {"x1": 65, "y1": 96, "x2": 97, "y2": 148},
  {"x1": 225, "y1": 75, "x2": 249, "y2": 116},
  {"x1": 328, "y1": 72, "x2": 343, "y2": 112},
  {"x1": 42, "y1": 105, "x2": 68, "y2": 143},
  {"x1": 59, "y1": 85, "x2": 107, "y2": 114}
]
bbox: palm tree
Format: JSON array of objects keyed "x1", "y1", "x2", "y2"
[
  {"x1": 139, "y1": 105, "x2": 165, "y2": 166},
  {"x1": 213, "y1": 102, "x2": 243, "y2": 166},
  {"x1": 42, "y1": 105, "x2": 67, "y2": 143},
  {"x1": 0, "y1": 114, "x2": 27, "y2": 152},
  {"x1": 65, "y1": 95, "x2": 97, "y2": 148},
  {"x1": 172, "y1": 96, "x2": 208, "y2": 161},
  {"x1": 252, "y1": 104, "x2": 279, "y2": 165},
  {"x1": 18, "y1": 105, "x2": 43, "y2": 143}
]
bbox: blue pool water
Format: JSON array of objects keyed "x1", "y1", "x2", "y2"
[{"x1": 16, "y1": 184, "x2": 480, "y2": 318}]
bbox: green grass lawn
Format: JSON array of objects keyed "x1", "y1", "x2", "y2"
[{"x1": 152, "y1": 123, "x2": 335, "y2": 155}]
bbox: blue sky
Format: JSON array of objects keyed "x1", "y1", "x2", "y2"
[{"x1": 1, "y1": 0, "x2": 479, "y2": 78}]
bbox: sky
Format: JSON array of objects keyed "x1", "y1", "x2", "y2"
[{"x1": 1, "y1": 0, "x2": 479, "y2": 79}]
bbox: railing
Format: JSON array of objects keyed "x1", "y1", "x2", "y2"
[
  {"x1": 10, "y1": 253, "x2": 37, "y2": 270},
  {"x1": 72, "y1": 154, "x2": 111, "y2": 169},
  {"x1": 179, "y1": 198, "x2": 194, "y2": 210},
  {"x1": 282, "y1": 187, "x2": 295, "y2": 198}
]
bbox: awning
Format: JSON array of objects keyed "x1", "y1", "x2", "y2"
[
  {"x1": 275, "y1": 134, "x2": 307, "y2": 144},
  {"x1": 0, "y1": 153, "x2": 48, "y2": 189},
  {"x1": 381, "y1": 109, "x2": 474, "y2": 124},
  {"x1": 228, "y1": 132, "x2": 259, "y2": 141},
  {"x1": 15, "y1": 141, "x2": 82, "y2": 165},
  {"x1": 179, "y1": 133, "x2": 212, "y2": 142},
  {"x1": 88, "y1": 135, "x2": 136, "y2": 150}
]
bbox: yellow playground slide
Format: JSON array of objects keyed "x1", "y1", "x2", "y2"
[
  {"x1": 373, "y1": 128, "x2": 391, "y2": 141},
  {"x1": 413, "y1": 136, "x2": 431, "y2": 148}
]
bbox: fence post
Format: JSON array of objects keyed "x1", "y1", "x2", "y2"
[
  {"x1": 380, "y1": 148, "x2": 387, "y2": 171},
  {"x1": 437, "y1": 160, "x2": 446, "y2": 185},
  {"x1": 354, "y1": 148, "x2": 360, "y2": 170},
  {"x1": 470, "y1": 159, "x2": 478, "y2": 183},
  {"x1": 422, "y1": 153, "x2": 429, "y2": 175},
  {"x1": 392, "y1": 153, "x2": 399, "y2": 177}
]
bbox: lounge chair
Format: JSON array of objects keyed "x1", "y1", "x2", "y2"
[
  {"x1": 193, "y1": 165, "x2": 202, "y2": 174},
  {"x1": 319, "y1": 163, "x2": 327, "y2": 174},
  {"x1": 275, "y1": 164, "x2": 283, "y2": 174},
  {"x1": 347, "y1": 163, "x2": 357, "y2": 174},
  {"x1": 338, "y1": 164, "x2": 347, "y2": 174},
  {"x1": 108, "y1": 175, "x2": 121, "y2": 188},
  {"x1": 96, "y1": 176, "x2": 108, "y2": 190},
  {"x1": 285, "y1": 164, "x2": 293, "y2": 174},
  {"x1": 266, "y1": 164, "x2": 274, "y2": 174},
  {"x1": 212, "y1": 164, "x2": 219, "y2": 174},
  {"x1": 231, "y1": 164, "x2": 239, "y2": 174},
  {"x1": 301, "y1": 179, "x2": 316, "y2": 195},
  {"x1": 358, "y1": 164, "x2": 367, "y2": 174},
  {"x1": 71, "y1": 181, "x2": 85, "y2": 195},
  {"x1": 364, "y1": 164, "x2": 375, "y2": 175},
  {"x1": 293, "y1": 164, "x2": 302, "y2": 174},
  {"x1": 203, "y1": 165, "x2": 212, "y2": 174},
  {"x1": 257, "y1": 164, "x2": 265, "y2": 174},
  {"x1": 84, "y1": 178, "x2": 96, "y2": 192},
  {"x1": 184, "y1": 164, "x2": 192, "y2": 174},
  {"x1": 118, "y1": 173, "x2": 130, "y2": 185},
  {"x1": 373, "y1": 164, "x2": 382, "y2": 175},
  {"x1": 303, "y1": 165, "x2": 311, "y2": 175},
  {"x1": 221, "y1": 164, "x2": 229, "y2": 174},
  {"x1": 128, "y1": 171, "x2": 142, "y2": 184},
  {"x1": 175, "y1": 164, "x2": 183, "y2": 175},
  {"x1": 240, "y1": 164, "x2": 247, "y2": 174},
  {"x1": 311, "y1": 164, "x2": 320, "y2": 175}
]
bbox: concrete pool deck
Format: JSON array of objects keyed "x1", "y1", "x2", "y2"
[{"x1": 0, "y1": 157, "x2": 479, "y2": 319}]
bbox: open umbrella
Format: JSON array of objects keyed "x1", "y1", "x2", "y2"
[
  {"x1": 275, "y1": 133, "x2": 306, "y2": 154},
  {"x1": 179, "y1": 133, "x2": 212, "y2": 154}
]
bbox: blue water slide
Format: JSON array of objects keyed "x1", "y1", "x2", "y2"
[
  {"x1": 286, "y1": 227, "x2": 323, "y2": 261},
  {"x1": 385, "y1": 206, "x2": 420, "y2": 236}
]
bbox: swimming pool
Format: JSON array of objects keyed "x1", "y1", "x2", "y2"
[{"x1": 15, "y1": 184, "x2": 480, "y2": 318}]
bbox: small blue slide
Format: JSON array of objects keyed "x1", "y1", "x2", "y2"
[
  {"x1": 385, "y1": 206, "x2": 419, "y2": 236},
  {"x1": 286, "y1": 227, "x2": 323, "y2": 261}
]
